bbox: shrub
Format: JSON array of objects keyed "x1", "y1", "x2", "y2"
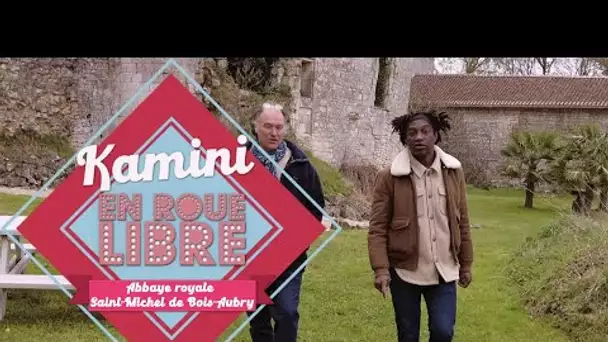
[{"x1": 506, "y1": 213, "x2": 608, "y2": 342}]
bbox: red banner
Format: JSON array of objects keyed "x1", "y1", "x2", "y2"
[{"x1": 70, "y1": 277, "x2": 274, "y2": 311}]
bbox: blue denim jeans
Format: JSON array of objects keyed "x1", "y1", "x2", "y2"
[
  {"x1": 247, "y1": 271, "x2": 303, "y2": 342},
  {"x1": 389, "y1": 268, "x2": 457, "y2": 342}
]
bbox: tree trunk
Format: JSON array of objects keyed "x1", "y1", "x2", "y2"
[
  {"x1": 572, "y1": 191, "x2": 583, "y2": 214},
  {"x1": 600, "y1": 188, "x2": 608, "y2": 212},
  {"x1": 582, "y1": 186, "x2": 595, "y2": 215},
  {"x1": 524, "y1": 180, "x2": 535, "y2": 209}
]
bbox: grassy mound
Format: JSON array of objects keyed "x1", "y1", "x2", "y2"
[{"x1": 506, "y1": 213, "x2": 608, "y2": 342}]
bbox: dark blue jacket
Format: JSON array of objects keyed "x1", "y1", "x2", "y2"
[{"x1": 247, "y1": 139, "x2": 325, "y2": 289}]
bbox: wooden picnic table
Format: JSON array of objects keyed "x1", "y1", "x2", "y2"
[{"x1": 0, "y1": 215, "x2": 74, "y2": 320}]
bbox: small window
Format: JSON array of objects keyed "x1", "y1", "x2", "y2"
[
  {"x1": 300, "y1": 59, "x2": 314, "y2": 98},
  {"x1": 300, "y1": 107, "x2": 313, "y2": 135}
]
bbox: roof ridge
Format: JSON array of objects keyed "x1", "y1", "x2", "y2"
[{"x1": 409, "y1": 72, "x2": 608, "y2": 109}]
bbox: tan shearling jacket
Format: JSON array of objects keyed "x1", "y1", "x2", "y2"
[{"x1": 367, "y1": 146, "x2": 474, "y2": 279}]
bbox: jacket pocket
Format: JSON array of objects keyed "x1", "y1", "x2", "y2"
[
  {"x1": 388, "y1": 217, "x2": 415, "y2": 256},
  {"x1": 415, "y1": 185, "x2": 425, "y2": 217},
  {"x1": 390, "y1": 217, "x2": 410, "y2": 230}
]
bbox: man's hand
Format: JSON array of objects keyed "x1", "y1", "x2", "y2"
[
  {"x1": 374, "y1": 274, "x2": 391, "y2": 298},
  {"x1": 458, "y1": 271, "x2": 472, "y2": 288}
]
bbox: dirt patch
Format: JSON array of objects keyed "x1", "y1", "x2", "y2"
[
  {"x1": 339, "y1": 163, "x2": 379, "y2": 196},
  {"x1": 322, "y1": 163, "x2": 380, "y2": 222},
  {"x1": 325, "y1": 190, "x2": 371, "y2": 222}
]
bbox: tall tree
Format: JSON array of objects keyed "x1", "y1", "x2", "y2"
[
  {"x1": 577, "y1": 58, "x2": 592, "y2": 76},
  {"x1": 462, "y1": 58, "x2": 491, "y2": 74},
  {"x1": 534, "y1": 57, "x2": 556, "y2": 75}
]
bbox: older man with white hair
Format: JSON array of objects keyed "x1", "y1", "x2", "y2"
[{"x1": 245, "y1": 102, "x2": 325, "y2": 342}]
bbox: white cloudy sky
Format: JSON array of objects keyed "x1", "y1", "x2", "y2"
[{"x1": 433, "y1": 57, "x2": 603, "y2": 76}]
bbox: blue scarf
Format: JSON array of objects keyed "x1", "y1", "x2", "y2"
[{"x1": 251, "y1": 141, "x2": 288, "y2": 178}]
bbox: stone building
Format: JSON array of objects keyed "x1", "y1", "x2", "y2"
[
  {"x1": 0, "y1": 58, "x2": 201, "y2": 147},
  {"x1": 287, "y1": 58, "x2": 435, "y2": 167},
  {"x1": 0, "y1": 58, "x2": 209, "y2": 188},
  {"x1": 0, "y1": 57, "x2": 434, "y2": 188},
  {"x1": 408, "y1": 73, "x2": 608, "y2": 185}
]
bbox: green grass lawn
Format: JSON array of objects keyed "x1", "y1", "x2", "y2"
[{"x1": 0, "y1": 189, "x2": 574, "y2": 341}]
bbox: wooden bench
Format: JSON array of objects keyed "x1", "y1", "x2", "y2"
[
  {"x1": 0, "y1": 215, "x2": 74, "y2": 320},
  {"x1": 10, "y1": 243, "x2": 35, "y2": 254}
]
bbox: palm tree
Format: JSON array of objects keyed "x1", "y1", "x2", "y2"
[
  {"x1": 548, "y1": 124, "x2": 608, "y2": 214},
  {"x1": 501, "y1": 130, "x2": 562, "y2": 209},
  {"x1": 587, "y1": 128, "x2": 608, "y2": 211}
]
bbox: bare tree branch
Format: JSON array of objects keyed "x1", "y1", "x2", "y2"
[
  {"x1": 434, "y1": 57, "x2": 494, "y2": 75},
  {"x1": 549, "y1": 58, "x2": 605, "y2": 76},
  {"x1": 463, "y1": 58, "x2": 490, "y2": 74},
  {"x1": 534, "y1": 57, "x2": 556, "y2": 75},
  {"x1": 578, "y1": 58, "x2": 591, "y2": 76},
  {"x1": 434, "y1": 57, "x2": 606, "y2": 77},
  {"x1": 491, "y1": 58, "x2": 537, "y2": 75}
]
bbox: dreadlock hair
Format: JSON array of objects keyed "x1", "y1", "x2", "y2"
[{"x1": 391, "y1": 109, "x2": 452, "y2": 146}]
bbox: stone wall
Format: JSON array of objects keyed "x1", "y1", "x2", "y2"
[
  {"x1": 73, "y1": 58, "x2": 202, "y2": 146},
  {"x1": 15, "y1": 57, "x2": 596, "y2": 191},
  {"x1": 0, "y1": 58, "x2": 113, "y2": 187},
  {"x1": 288, "y1": 58, "x2": 435, "y2": 168},
  {"x1": 0, "y1": 58, "x2": 202, "y2": 188},
  {"x1": 437, "y1": 107, "x2": 608, "y2": 186},
  {"x1": 0, "y1": 57, "x2": 434, "y2": 189}
]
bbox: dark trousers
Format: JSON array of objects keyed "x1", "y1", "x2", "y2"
[
  {"x1": 389, "y1": 268, "x2": 457, "y2": 342},
  {"x1": 248, "y1": 271, "x2": 303, "y2": 342}
]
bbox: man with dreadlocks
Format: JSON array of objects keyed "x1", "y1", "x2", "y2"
[{"x1": 367, "y1": 109, "x2": 473, "y2": 342}]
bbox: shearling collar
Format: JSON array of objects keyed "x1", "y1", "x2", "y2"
[{"x1": 390, "y1": 145, "x2": 462, "y2": 176}]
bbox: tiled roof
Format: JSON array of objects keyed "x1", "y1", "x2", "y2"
[{"x1": 409, "y1": 74, "x2": 608, "y2": 109}]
